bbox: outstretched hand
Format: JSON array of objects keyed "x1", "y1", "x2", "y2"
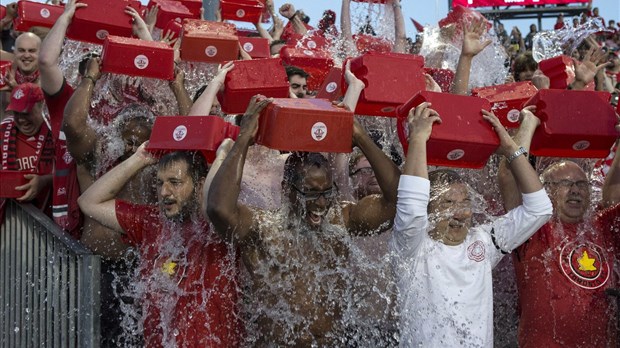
[
  {"x1": 573, "y1": 45, "x2": 609, "y2": 86},
  {"x1": 461, "y1": 18, "x2": 492, "y2": 58},
  {"x1": 481, "y1": 110, "x2": 517, "y2": 158},
  {"x1": 407, "y1": 102, "x2": 441, "y2": 142},
  {"x1": 239, "y1": 95, "x2": 273, "y2": 143},
  {"x1": 62, "y1": 0, "x2": 87, "y2": 20}
]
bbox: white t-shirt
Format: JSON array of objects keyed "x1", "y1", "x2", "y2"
[{"x1": 391, "y1": 175, "x2": 552, "y2": 347}]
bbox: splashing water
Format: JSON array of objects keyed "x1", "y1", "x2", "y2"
[{"x1": 531, "y1": 17, "x2": 611, "y2": 63}]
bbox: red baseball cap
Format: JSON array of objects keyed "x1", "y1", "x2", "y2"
[{"x1": 6, "y1": 83, "x2": 44, "y2": 113}]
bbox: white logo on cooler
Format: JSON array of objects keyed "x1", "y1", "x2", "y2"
[
  {"x1": 311, "y1": 122, "x2": 327, "y2": 141},
  {"x1": 40, "y1": 8, "x2": 50, "y2": 18},
  {"x1": 173, "y1": 125, "x2": 188, "y2": 141},
  {"x1": 507, "y1": 109, "x2": 520, "y2": 123},
  {"x1": 205, "y1": 46, "x2": 218, "y2": 57},
  {"x1": 134, "y1": 55, "x2": 149, "y2": 70},
  {"x1": 325, "y1": 82, "x2": 337, "y2": 93},
  {"x1": 236, "y1": 9, "x2": 245, "y2": 18},
  {"x1": 447, "y1": 149, "x2": 465, "y2": 161},
  {"x1": 572, "y1": 140, "x2": 590, "y2": 151},
  {"x1": 243, "y1": 42, "x2": 254, "y2": 52},
  {"x1": 96, "y1": 30, "x2": 109, "y2": 40}
]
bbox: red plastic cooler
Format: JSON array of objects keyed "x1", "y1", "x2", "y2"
[
  {"x1": 315, "y1": 67, "x2": 344, "y2": 101},
  {"x1": 67, "y1": 0, "x2": 142, "y2": 44},
  {"x1": 524, "y1": 89, "x2": 618, "y2": 158},
  {"x1": 146, "y1": 116, "x2": 239, "y2": 163},
  {"x1": 344, "y1": 52, "x2": 426, "y2": 117},
  {"x1": 219, "y1": 58, "x2": 289, "y2": 114},
  {"x1": 180, "y1": 19, "x2": 239, "y2": 62},
  {"x1": 538, "y1": 55, "x2": 575, "y2": 90},
  {"x1": 280, "y1": 47, "x2": 334, "y2": 91},
  {"x1": 147, "y1": 0, "x2": 195, "y2": 29},
  {"x1": 257, "y1": 98, "x2": 354, "y2": 153},
  {"x1": 353, "y1": 34, "x2": 392, "y2": 54},
  {"x1": 163, "y1": 19, "x2": 183, "y2": 41},
  {"x1": 239, "y1": 36, "x2": 270, "y2": 58},
  {"x1": 423, "y1": 67, "x2": 455, "y2": 93},
  {"x1": 14, "y1": 0, "x2": 63, "y2": 32},
  {"x1": 472, "y1": 81, "x2": 538, "y2": 128},
  {"x1": 0, "y1": 60, "x2": 11, "y2": 89},
  {"x1": 175, "y1": 0, "x2": 202, "y2": 17},
  {"x1": 220, "y1": 0, "x2": 264, "y2": 23},
  {"x1": 102, "y1": 36, "x2": 175, "y2": 80},
  {"x1": 0, "y1": 171, "x2": 29, "y2": 198},
  {"x1": 396, "y1": 91, "x2": 498, "y2": 169}
]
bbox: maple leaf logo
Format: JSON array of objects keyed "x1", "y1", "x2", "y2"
[
  {"x1": 577, "y1": 251, "x2": 597, "y2": 272},
  {"x1": 162, "y1": 259, "x2": 178, "y2": 276}
]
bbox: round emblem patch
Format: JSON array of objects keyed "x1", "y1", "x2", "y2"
[
  {"x1": 467, "y1": 240, "x2": 485, "y2": 262},
  {"x1": 243, "y1": 42, "x2": 254, "y2": 52},
  {"x1": 134, "y1": 55, "x2": 149, "y2": 70},
  {"x1": 311, "y1": 122, "x2": 327, "y2": 141},
  {"x1": 205, "y1": 45, "x2": 218, "y2": 57},
  {"x1": 507, "y1": 109, "x2": 520, "y2": 123},
  {"x1": 236, "y1": 9, "x2": 245, "y2": 18},
  {"x1": 173, "y1": 125, "x2": 188, "y2": 141},
  {"x1": 325, "y1": 82, "x2": 338, "y2": 93},
  {"x1": 96, "y1": 29, "x2": 109, "y2": 40},
  {"x1": 307, "y1": 40, "x2": 317, "y2": 49},
  {"x1": 572, "y1": 140, "x2": 590, "y2": 151},
  {"x1": 63, "y1": 150, "x2": 73, "y2": 164},
  {"x1": 40, "y1": 8, "x2": 51, "y2": 18},
  {"x1": 559, "y1": 241, "x2": 610, "y2": 289},
  {"x1": 447, "y1": 149, "x2": 465, "y2": 161}
]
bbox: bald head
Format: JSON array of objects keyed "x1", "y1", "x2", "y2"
[
  {"x1": 14, "y1": 32, "x2": 41, "y2": 75},
  {"x1": 542, "y1": 161, "x2": 591, "y2": 224}
]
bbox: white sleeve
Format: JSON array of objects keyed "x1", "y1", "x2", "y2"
[
  {"x1": 391, "y1": 175, "x2": 430, "y2": 258},
  {"x1": 489, "y1": 188, "x2": 553, "y2": 255}
]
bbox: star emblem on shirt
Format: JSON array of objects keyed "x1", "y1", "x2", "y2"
[{"x1": 577, "y1": 251, "x2": 596, "y2": 272}]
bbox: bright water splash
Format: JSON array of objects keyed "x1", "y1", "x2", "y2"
[{"x1": 532, "y1": 17, "x2": 611, "y2": 63}]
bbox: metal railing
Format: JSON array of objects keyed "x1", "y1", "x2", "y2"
[{"x1": 1, "y1": 200, "x2": 100, "y2": 348}]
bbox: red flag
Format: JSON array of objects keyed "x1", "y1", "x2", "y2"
[{"x1": 411, "y1": 18, "x2": 425, "y2": 32}]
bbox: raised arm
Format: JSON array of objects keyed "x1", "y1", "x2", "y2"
[
  {"x1": 569, "y1": 45, "x2": 608, "y2": 90},
  {"x1": 497, "y1": 106, "x2": 540, "y2": 211},
  {"x1": 188, "y1": 61, "x2": 233, "y2": 116},
  {"x1": 340, "y1": 0, "x2": 354, "y2": 53},
  {"x1": 77, "y1": 142, "x2": 156, "y2": 232},
  {"x1": 62, "y1": 58, "x2": 100, "y2": 166},
  {"x1": 403, "y1": 102, "x2": 441, "y2": 178},
  {"x1": 125, "y1": 6, "x2": 153, "y2": 41},
  {"x1": 483, "y1": 110, "x2": 543, "y2": 194},
  {"x1": 39, "y1": 0, "x2": 85, "y2": 95},
  {"x1": 452, "y1": 19, "x2": 491, "y2": 95},
  {"x1": 206, "y1": 96, "x2": 272, "y2": 242},
  {"x1": 279, "y1": 3, "x2": 307, "y2": 37},
  {"x1": 602, "y1": 122, "x2": 620, "y2": 207},
  {"x1": 169, "y1": 66, "x2": 192, "y2": 115},
  {"x1": 392, "y1": 0, "x2": 406, "y2": 53}
]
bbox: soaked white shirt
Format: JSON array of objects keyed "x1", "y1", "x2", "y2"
[{"x1": 391, "y1": 175, "x2": 552, "y2": 348}]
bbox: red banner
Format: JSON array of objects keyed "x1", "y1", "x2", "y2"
[{"x1": 452, "y1": 0, "x2": 589, "y2": 7}]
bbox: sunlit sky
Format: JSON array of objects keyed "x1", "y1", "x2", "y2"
[{"x1": 265, "y1": 0, "x2": 619, "y2": 37}]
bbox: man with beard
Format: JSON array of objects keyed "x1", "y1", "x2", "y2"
[
  {"x1": 498, "y1": 108, "x2": 620, "y2": 347},
  {"x1": 78, "y1": 145, "x2": 241, "y2": 347},
  {"x1": 206, "y1": 91, "x2": 400, "y2": 345},
  {"x1": 285, "y1": 65, "x2": 309, "y2": 98},
  {"x1": 392, "y1": 103, "x2": 552, "y2": 347}
]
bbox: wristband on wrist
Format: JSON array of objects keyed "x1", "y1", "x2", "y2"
[{"x1": 507, "y1": 146, "x2": 527, "y2": 164}]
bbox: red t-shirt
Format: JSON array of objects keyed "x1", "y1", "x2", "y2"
[
  {"x1": 115, "y1": 200, "x2": 241, "y2": 348},
  {"x1": 513, "y1": 204, "x2": 620, "y2": 348}
]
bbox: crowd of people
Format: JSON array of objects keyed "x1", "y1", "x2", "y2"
[{"x1": 1, "y1": 0, "x2": 619, "y2": 347}]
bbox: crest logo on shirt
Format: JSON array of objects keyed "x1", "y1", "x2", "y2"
[
  {"x1": 467, "y1": 240, "x2": 485, "y2": 262},
  {"x1": 560, "y1": 241, "x2": 609, "y2": 289},
  {"x1": 14, "y1": 88, "x2": 25, "y2": 100}
]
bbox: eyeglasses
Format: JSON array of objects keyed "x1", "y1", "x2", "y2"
[
  {"x1": 350, "y1": 167, "x2": 374, "y2": 177},
  {"x1": 291, "y1": 184, "x2": 337, "y2": 201},
  {"x1": 546, "y1": 179, "x2": 589, "y2": 190}
]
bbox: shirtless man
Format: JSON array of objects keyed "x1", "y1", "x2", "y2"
[{"x1": 206, "y1": 91, "x2": 400, "y2": 345}]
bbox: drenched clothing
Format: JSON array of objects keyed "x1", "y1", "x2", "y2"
[{"x1": 391, "y1": 175, "x2": 552, "y2": 347}]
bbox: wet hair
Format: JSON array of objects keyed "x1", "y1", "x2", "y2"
[
  {"x1": 78, "y1": 53, "x2": 101, "y2": 77},
  {"x1": 283, "y1": 152, "x2": 330, "y2": 186},
  {"x1": 285, "y1": 66, "x2": 310, "y2": 80},
  {"x1": 512, "y1": 52, "x2": 538, "y2": 81},
  {"x1": 428, "y1": 169, "x2": 466, "y2": 198},
  {"x1": 158, "y1": 151, "x2": 208, "y2": 184},
  {"x1": 114, "y1": 103, "x2": 155, "y2": 131}
]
